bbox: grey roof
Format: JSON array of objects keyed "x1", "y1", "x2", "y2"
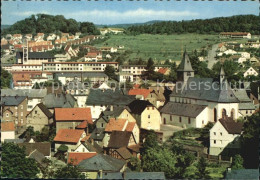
[
  {"x1": 225, "y1": 169, "x2": 259, "y2": 179},
  {"x1": 171, "y1": 78, "x2": 239, "y2": 103},
  {"x1": 1, "y1": 96, "x2": 27, "y2": 106},
  {"x1": 55, "y1": 72, "x2": 108, "y2": 78},
  {"x1": 127, "y1": 100, "x2": 154, "y2": 115},
  {"x1": 101, "y1": 172, "x2": 166, "y2": 180},
  {"x1": 18, "y1": 142, "x2": 51, "y2": 156},
  {"x1": 1, "y1": 89, "x2": 47, "y2": 99},
  {"x1": 16, "y1": 52, "x2": 54, "y2": 60},
  {"x1": 160, "y1": 102, "x2": 207, "y2": 118},
  {"x1": 77, "y1": 154, "x2": 125, "y2": 172},
  {"x1": 239, "y1": 102, "x2": 255, "y2": 110},
  {"x1": 82, "y1": 141, "x2": 103, "y2": 154},
  {"x1": 232, "y1": 89, "x2": 251, "y2": 102},
  {"x1": 28, "y1": 149, "x2": 47, "y2": 168},
  {"x1": 101, "y1": 106, "x2": 127, "y2": 118},
  {"x1": 177, "y1": 50, "x2": 194, "y2": 72},
  {"x1": 4, "y1": 138, "x2": 25, "y2": 143},
  {"x1": 107, "y1": 131, "x2": 132, "y2": 149},
  {"x1": 42, "y1": 93, "x2": 76, "y2": 109},
  {"x1": 90, "y1": 128, "x2": 105, "y2": 141},
  {"x1": 86, "y1": 89, "x2": 135, "y2": 106}
]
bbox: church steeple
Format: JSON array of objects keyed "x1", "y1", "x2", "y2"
[
  {"x1": 177, "y1": 49, "x2": 194, "y2": 82},
  {"x1": 220, "y1": 65, "x2": 225, "y2": 84}
]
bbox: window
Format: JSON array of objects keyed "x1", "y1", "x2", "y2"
[
  {"x1": 35, "y1": 111, "x2": 37, "y2": 114},
  {"x1": 214, "y1": 140, "x2": 216, "y2": 144},
  {"x1": 179, "y1": 117, "x2": 182, "y2": 123},
  {"x1": 6, "y1": 113, "x2": 9, "y2": 117},
  {"x1": 220, "y1": 132, "x2": 222, "y2": 136},
  {"x1": 214, "y1": 132, "x2": 216, "y2": 135},
  {"x1": 188, "y1": 118, "x2": 191, "y2": 124},
  {"x1": 170, "y1": 116, "x2": 172, "y2": 121},
  {"x1": 147, "y1": 107, "x2": 149, "y2": 110},
  {"x1": 220, "y1": 140, "x2": 222, "y2": 144},
  {"x1": 148, "y1": 115, "x2": 150, "y2": 119},
  {"x1": 101, "y1": 123, "x2": 104, "y2": 128},
  {"x1": 246, "y1": 110, "x2": 248, "y2": 114},
  {"x1": 202, "y1": 120, "x2": 204, "y2": 125}
]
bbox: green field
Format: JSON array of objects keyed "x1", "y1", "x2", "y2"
[{"x1": 95, "y1": 34, "x2": 221, "y2": 63}]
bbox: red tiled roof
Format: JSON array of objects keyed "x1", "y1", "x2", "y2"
[
  {"x1": 128, "y1": 89, "x2": 152, "y2": 99},
  {"x1": 55, "y1": 108, "x2": 92, "y2": 124},
  {"x1": 14, "y1": 44, "x2": 23, "y2": 49},
  {"x1": 133, "y1": 84, "x2": 140, "y2": 89},
  {"x1": 54, "y1": 129, "x2": 84, "y2": 143},
  {"x1": 12, "y1": 73, "x2": 31, "y2": 82},
  {"x1": 76, "y1": 121, "x2": 88, "y2": 129},
  {"x1": 158, "y1": 68, "x2": 169, "y2": 74},
  {"x1": 125, "y1": 122, "x2": 136, "y2": 132},
  {"x1": 67, "y1": 152, "x2": 97, "y2": 165},
  {"x1": 1, "y1": 122, "x2": 15, "y2": 131},
  {"x1": 13, "y1": 34, "x2": 22, "y2": 37},
  {"x1": 105, "y1": 118, "x2": 127, "y2": 132}
]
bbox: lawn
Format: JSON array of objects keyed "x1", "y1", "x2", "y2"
[{"x1": 95, "y1": 34, "x2": 221, "y2": 62}]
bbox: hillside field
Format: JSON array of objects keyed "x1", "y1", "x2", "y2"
[{"x1": 95, "y1": 34, "x2": 223, "y2": 62}]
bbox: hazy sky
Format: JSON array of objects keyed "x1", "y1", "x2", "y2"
[{"x1": 1, "y1": 1, "x2": 259, "y2": 25}]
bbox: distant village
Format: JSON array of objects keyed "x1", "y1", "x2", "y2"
[{"x1": 1, "y1": 30, "x2": 259, "y2": 179}]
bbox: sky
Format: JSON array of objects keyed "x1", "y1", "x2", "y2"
[{"x1": 1, "y1": 1, "x2": 259, "y2": 25}]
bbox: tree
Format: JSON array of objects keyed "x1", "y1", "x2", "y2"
[
  {"x1": 104, "y1": 65, "x2": 117, "y2": 80},
  {"x1": 198, "y1": 122, "x2": 214, "y2": 147},
  {"x1": 128, "y1": 157, "x2": 141, "y2": 172},
  {"x1": 195, "y1": 157, "x2": 210, "y2": 179},
  {"x1": 54, "y1": 164, "x2": 85, "y2": 179},
  {"x1": 231, "y1": 154, "x2": 244, "y2": 170},
  {"x1": 146, "y1": 57, "x2": 155, "y2": 72},
  {"x1": 1, "y1": 143, "x2": 39, "y2": 178},
  {"x1": 142, "y1": 130, "x2": 159, "y2": 152},
  {"x1": 1, "y1": 67, "x2": 12, "y2": 89},
  {"x1": 241, "y1": 112, "x2": 260, "y2": 168}
]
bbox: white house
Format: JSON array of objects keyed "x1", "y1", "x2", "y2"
[
  {"x1": 118, "y1": 72, "x2": 134, "y2": 82},
  {"x1": 237, "y1": 57, "x2": 247, "y2": 64},
  {"x1": 244, "y1": 67, "x2": 259, "y2": 77},
  {"x1": 209, "y1": 118, "x2": 243, "y2": 156},
  {"x1": 239, "y1": 52, "x2": 250, "y2": 59},
  {"x1": 1, "y1": 122, "x2": 15, "y2": 142},
  {"x1": 224, "y1": 49, "x2": 237, "y2": 55}
]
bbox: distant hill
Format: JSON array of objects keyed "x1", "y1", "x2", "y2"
[
  {"x1": 96, "y1": 20, "x2": 163, "y2": 28},
  {"x1": 127, "y1": 15, "x2": 260, "y2": 35}
]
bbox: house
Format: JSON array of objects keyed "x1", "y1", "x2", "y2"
[
  {"x1": 54, "y1": 53, "x2": 71, "y2": 62},
  {"x1": 85, "y1": 52, "x2": 102, "y2": 62},
  {"x1": 238, "y1": 52, "x2": 250, "y2": 59},
  {"x1": 224, "y1": 49, "x2": 237, "y2": 55},
  {"x1": 46, "y1": 33, "x2": 56, "y2": 41},
  {"x1": 100, "y1": 47, "x2": 117, "y2": 53},
  {"x1": 209, "y1": 118, "x2": 243, "y2": 156},
  {"x1": 1, "y1": 37, "x2": 8, "y2": 45},
  {"x1": 1, "y1": 122, "x2": 15, "y2": 142},
  {"x1": 1, "y1": 89, "x2": 48, "y2": 111},
  {"x1": 232, "y1": 89, "x2": 256, "y2": 118},
  {"x1": 86, "y1": 89, "x2": 135, "y2": 120},
  {"x1": 1, "y1": 44, "x2": 11, "y2": 54},
  {"x1": 25, "y1": 34, "x2": 33, "y2": 40},
  {"x1": 1, "y1": 96, "x2": 28, "y2": 129},
  {"x1": 243, "y1": 67, "x2": 258, "y2": 77},
  {"x1": 12, "y1": 73, "x2": 32, "y2": 89},
  {"x1": 101, "y1": 172, "x2": 166, "y2": 180},
  {"x1": 118, "y1": 72, "x2": 134, "y2": 82},
  {"x1": 160, "y1": 102, "x2": 208, "y2": 128},
  {"x1": 127, "y1": 100, "x2": 161, "y2": 131},
  {"x1": 77, "y1": 154, "x2": 126, "y2": 179},
  {"x1": 18, "y1": 142, "x2": 51, "y2": 158},
  {"x1": 54, "y1": 108, "x2": 92, "y2": 133},
  {"x1": 158, "y1": 68, "x2": 170, "y2": 75},
  {"x1": 250, "y1": 56, "x2": 259, "y2": 63},
  {"x1": 218, "y1": 43, "x2": 227, "y2": 52},
  {"x1": 42, "y1": 93, "x2": 78, "y2": 112},
  {"x1": 54, "y1": 129, "x2": 86, "y2": 152},
  {"x1": 13, "y1": 34, "x2": 23, "y2": 40},
  {"x1": 74, "y1": 136, "x2": 103, "y2": 153},
  {"x1": 26, "y1": 103, "x2": 53, "y2": 132},
  {"x1": 166, "y1": 51, "x2": 240, "y2": 126},
  {"x1": 16, "y1": 51, "x2": 55, "y2": 65},
  {"x1": 67, "y1": 152, "x2": 97, "y2": 165}
]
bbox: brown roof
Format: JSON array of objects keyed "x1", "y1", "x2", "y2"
[
  {"x1": 12, "y1": 73, "x2": 31, "y2": 82},
  {"x1": 35, "y1": 103, "x2": 52, "y2": 118},
  {"x1": 127, "y1": 144, "x2": 141, "y2": 153},
  {"x1": 1, "y1": 121, "x2": 15, "y2": 131},
  {"x1": 128, "y1": 89, "x2": 151, "y2": 99},
  {"x1": 54, "y1": 129, "x2": 84, "y2": 143},
  {"x1": 55, "y1": 108, "x2": 92, "y2": 124},
  {"x1": 107, "y1": 131, "x2": 132, "y2": 148},
  {"x1": 125, "y1": 122, "x2": 136, "y2": 132},
  {"x1": 105, "y1": 118, "x2": 127, "y2": 132},
  {"x1": 18, "y1": 142, "x2": 51, "y2": 156},
  {"x1": 220, "y1": 32, "x2": 249, "y2": 36},
  {"x1": 219, "y1": 118, "x2": 243, "y2": 134},
  {"x1": 114, "y1": 147, "x2": 132, "y2": 160},
  {"x1": 67, "y1": 152, "x2": 97, "y2": 165},
  {"x1": 158, "y1": 68, "x2": 169, "y2": 74},
  {"x1": 76, "y1": 121, "x2": 88, "y2": 129}
]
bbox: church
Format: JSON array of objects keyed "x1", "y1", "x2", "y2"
[{"x1": 160, "y1": 51, "x2": 255, "y2": 128}]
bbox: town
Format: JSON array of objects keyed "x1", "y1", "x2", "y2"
[{"x1": 1, "y1": 7, "x2": 260, "y2": 180}]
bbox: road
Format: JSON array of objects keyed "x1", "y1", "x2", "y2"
[{"x1": 206, "y1": 44, "x2": 219, "y2": 69}]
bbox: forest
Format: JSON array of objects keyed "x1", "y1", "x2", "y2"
[
  {"x1": 127, "y1": 15, "x2": 259, "y2": 35},
  {"x1": 1, "y1": 14, "x2": 100, "y2": 35}
]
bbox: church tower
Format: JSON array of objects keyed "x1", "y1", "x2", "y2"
[
  {"x1": 177, "y1": 50, "x2": 194, "y2": 82},
  {"x1": 220, "y1": 66, "x2": 225, "y2": 84}
]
